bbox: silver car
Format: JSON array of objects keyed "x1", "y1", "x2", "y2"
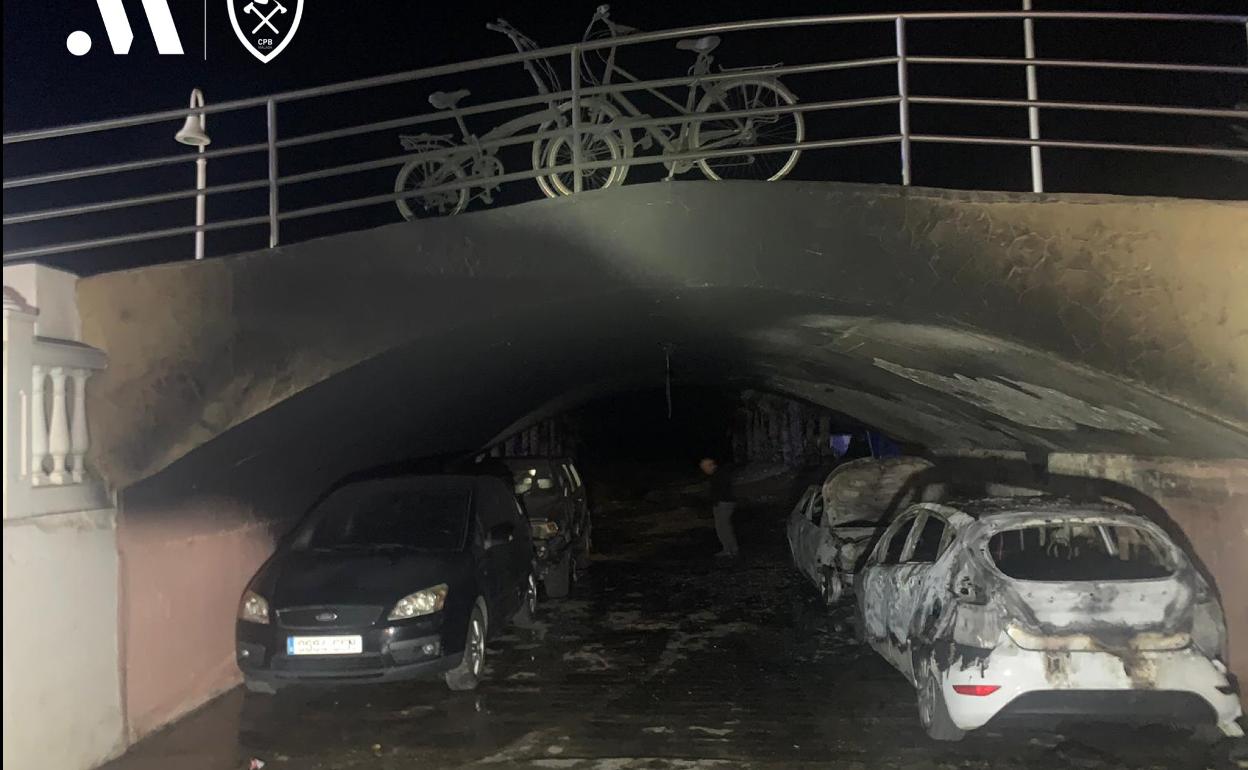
[{"x1": 787, "y1": 457, "x2": 942, "y2": 605}]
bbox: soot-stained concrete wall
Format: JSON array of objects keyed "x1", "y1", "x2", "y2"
[{"x1": 76, "y1": 181, "x2": 1248, "y2": 490}]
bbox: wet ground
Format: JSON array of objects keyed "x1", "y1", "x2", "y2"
[{"x1": 106, "y1": 478, "x2": 1244, "y2": 770}]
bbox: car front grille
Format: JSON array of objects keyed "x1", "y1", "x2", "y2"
[{"x1": 277, "y1": 605, "x2": 383, "y2": 629}]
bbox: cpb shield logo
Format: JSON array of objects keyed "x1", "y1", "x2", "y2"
[{"x1": 228, "y1": 0, "x2": 303, "y2": 63}]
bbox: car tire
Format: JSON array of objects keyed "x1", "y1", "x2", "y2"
[
  {"x1": 545, "y1": 551, "x2": 572, "y2": 599},
  {"x1": 445, "y1": 603, "x2": 487, "y2": 692},
  {"x1": 513, "y1": 572, "x2": 539, "y2": 628},
  {"x1": 917, "y1": 657, "x2": 965, "y2": 742}
]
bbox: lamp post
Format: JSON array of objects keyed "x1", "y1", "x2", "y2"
[{"x1": 175, "y1": 88, "x2": 211, "y2": 259}]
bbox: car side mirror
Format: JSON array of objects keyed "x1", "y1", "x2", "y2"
[{"x1": 485, "y1": 522, "x2": 515, "y2": 549}]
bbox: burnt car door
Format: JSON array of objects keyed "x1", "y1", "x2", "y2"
[
  {"x1": 793, "y1": 487, "x2": 826, "y2": 584},
  {"x1": 786, "y1": 485, "x2": 817, "y2": 570},
  {"x1": 888, "y1": 509, "x2": 953, "y2": 678},
  {"x1": 860, "y1": 510, "x2": 920, "y2": 669}
]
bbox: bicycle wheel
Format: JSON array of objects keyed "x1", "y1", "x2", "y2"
[
  {"x1": 690, "y1": 78, "x2": 803, "y2": 182},
  {"x1": 394, "y1": 137, "x2": 469, "y2": 220},
  {"x1": 532, "y1": 99, "x2": 631, "y2": 197}
]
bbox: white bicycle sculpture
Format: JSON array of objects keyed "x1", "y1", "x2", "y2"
[{"x1": 395, "y1": 5, "x2": 804, "y2": 220}]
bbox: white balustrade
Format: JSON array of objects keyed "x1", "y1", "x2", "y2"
[
  {"x1": 5, "y1": 266, "x2": 109, "y2": 520},
  {"x1": 47, "y1": 367, "x2": 70, "y2": 484},
  {"x1": 71, "y1": 368, "x2": 92, "y2": 483},
  {"x1": 27, "y1": 356, "x2": 105, "y2": 488},
  {"x1": 30, "y1": 364, "x2": 48, "y2": 486}
]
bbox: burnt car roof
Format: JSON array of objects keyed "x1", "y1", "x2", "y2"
[{"x1": 938, "y1": 495, "x2": 1135, "y2": 520}]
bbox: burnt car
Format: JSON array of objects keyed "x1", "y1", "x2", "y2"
[
  {"x1": 787, "y1": 457, "x2": 942, "y2": 606},
  {"x1": 236, "y1": 474, "x2": 536, "y2": 693},
  {"x1": 502, "y1": 457, "x2": 591, "y2": 598},
  {"x1": 855, "y1": 496, "x2": 1242, "y2": 741}
]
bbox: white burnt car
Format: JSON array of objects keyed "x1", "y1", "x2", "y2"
[
  {"x1": 855, "y1": 497, "x2": 1243, "y2": 741},
  {"x1": 788, "y1": 457, "x2": 942, "y2": 606}
]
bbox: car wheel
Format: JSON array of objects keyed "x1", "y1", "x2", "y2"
[
  {"x1": 445, "y1": 603, "x2": 487, "y2": 692},
  {"x1": 514, "y1": 572, "x2": 539, "y2": 627},
  {"x1": 917, "y1": 658, "x2": 965, "y2": 742},
  {"x1": 819, "y1": 568, "x2": 844, "y2": 608},
  {"x1": 545, "y1": 551, "x2": 572, "y2": 599}
]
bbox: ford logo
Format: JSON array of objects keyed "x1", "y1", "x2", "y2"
[{"x1": 315, "y1": 611, "x2": 338, "y2": 622}]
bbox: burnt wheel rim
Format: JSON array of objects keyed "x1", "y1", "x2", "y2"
[
  {"x1": 526, "y1": 575, "x2": 538, "y2": 614},
  {"x1": 918, "y1": 665, "x2": 936, "y2": 727}
]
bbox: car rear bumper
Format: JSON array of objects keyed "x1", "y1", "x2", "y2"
[{"x1": 941, "y1": 641, "x2": 1243, "y2": 734}]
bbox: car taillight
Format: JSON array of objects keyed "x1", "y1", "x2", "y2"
[{"x1": 952, "y1": 684, "x2": 1000, "y2": 696}]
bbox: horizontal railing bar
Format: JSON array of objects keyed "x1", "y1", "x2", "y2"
[
  {"x1": 911, "y1": 134, "x2": 1248, "y2": 158},
  {"x1": 280, "y1": 96, "x2": 900, "y2": 187},
  {"x1": 579, "y1": 57, "x2": 900, "y2": 100},
  {"x1": 2, "y1": 214, "x2": 272, "y2": 260},
  {"x1": 279, "y1": 62, "x2": 897, "y2": 151},
  {"x1": 278, "y1": 90, "x2": 572, "y2": 149},
  {"x1": 4, "y1": 11, "x2": 1244, "y2": 144},
  {"x1": 279, "y1": 134, "x2": 902, "y2": 221},
  {"x1": 3, "y1": 178, "x2": 272, "y2": 225},
  {"x1": 2, "y1": 142, "x2": 270, "y2": 189},
  {"x1": 909, "y1": 96, "x2": 1248, "y2": 119},
  {"x1": 908, "y1": 56, "x2": 1248, "y2": 75}
]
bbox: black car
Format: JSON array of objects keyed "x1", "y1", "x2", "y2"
[
  {"x1": 235, "y1": 474, "x2": 536, "y2": 693},
  {"x1": 502, "y1": 457, "x2": 591, "y2": 598}
]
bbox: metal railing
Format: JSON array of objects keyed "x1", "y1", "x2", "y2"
[{"x1": 3, "y1": 9, "x2": 1246, "y2": 265}]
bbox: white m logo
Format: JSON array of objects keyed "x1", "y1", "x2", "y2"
[{"x1": 67, "y1": 0, "x2": 184, "y2": 55}]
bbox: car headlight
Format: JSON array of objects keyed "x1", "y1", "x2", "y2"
[
  {"x1": 531, "y1": 520, "x2": 559, "y2": 539},
  {"x1": 388, "y1": 584, "x2": 448, "y2": 620},
  {"x1": 239, "y1": 590, "x2": 270, "y2": 625}
]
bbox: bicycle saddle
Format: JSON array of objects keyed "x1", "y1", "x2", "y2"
[
  {"x1": 676, "y1": 35, "x2": 719, "y2": 54},
  {"x1": 428, "y1": 89, "x2": 471, "y2": 110}
]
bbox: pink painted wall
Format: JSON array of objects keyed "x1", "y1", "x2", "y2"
[{"x1": 117, "y1": 498, "x2": 281, "y2": 741}]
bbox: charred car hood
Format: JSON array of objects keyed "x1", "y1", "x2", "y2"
[{"x1": 257, "y1": 549, "x2": 472, "y2": 608}]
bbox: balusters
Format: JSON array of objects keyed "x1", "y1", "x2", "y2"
[
  {"x1": 70, "y1": 368, "x2": 91, "y2": 482},
  {"x1": 27, "y1": 365, "x2": 93, "y2": 486},
  {"x1": 47, "y1": 367, "x2": 70, "y2": 484},
  {"x1": 30, "y1": 365, "x2": 48, "y2": 486}
]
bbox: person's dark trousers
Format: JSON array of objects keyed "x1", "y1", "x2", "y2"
[{"x1": 713, "y1": 501, "x2": 739, "y2": 556}]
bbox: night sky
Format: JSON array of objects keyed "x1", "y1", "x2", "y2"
[{"x1": 4, "y1": 0, "x2": 1247, "y2": 274}]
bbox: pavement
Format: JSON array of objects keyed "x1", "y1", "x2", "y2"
[{"x1": 103, "y1": 480, "x2": 1246, "y2": 769}]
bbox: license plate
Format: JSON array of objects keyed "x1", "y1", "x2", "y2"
[{"x1": 286, "y1": 635, "x2": 363, "y2": 656}]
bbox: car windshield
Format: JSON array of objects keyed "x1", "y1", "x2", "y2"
[
  {"x1": 294, "y1": 478, "x2": 470, "y2": 552},
  {"x1": 987, "y1": 521, "x2": 1174, "y2": 581}
]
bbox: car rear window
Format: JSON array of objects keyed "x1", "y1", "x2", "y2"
[{"x1": 987, "y1": 522, "x2": 1174, "y2": 581}]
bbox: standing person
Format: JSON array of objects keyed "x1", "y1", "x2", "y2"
[{"x1": 699, "y1": 457, "x2": 738, "y2": 558}]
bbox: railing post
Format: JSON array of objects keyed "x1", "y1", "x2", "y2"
[
  {"x1": 69, "y1": 367, "x2": 91, "y2": 483},
  {"x1": 895, "y1": 16, "x2": 912, "y2": 186},
  {"x1": 570, "y1": 46, "x2": 584, "y2": 194},
  {"x1": 30, "y1": 364, "x2": 48, "y2": 486},
  {"x1": 46, "y1": 366, "x2": 69, "y2": 484},
  {"x1": 266, "y1": 98, "x2": 280, "y2": 248},
  {"x1": 1023, "y1": 0, "x2": 1044, "y2": 193}
]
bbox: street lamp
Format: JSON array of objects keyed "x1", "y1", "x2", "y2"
[{"x1": 175, "y1": 88, "x2": 211, "y2": 259}]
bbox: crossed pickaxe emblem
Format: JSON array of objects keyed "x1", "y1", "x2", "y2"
[{"x1": 244, "y1": 0, "x2": 288, "y2": 35}]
